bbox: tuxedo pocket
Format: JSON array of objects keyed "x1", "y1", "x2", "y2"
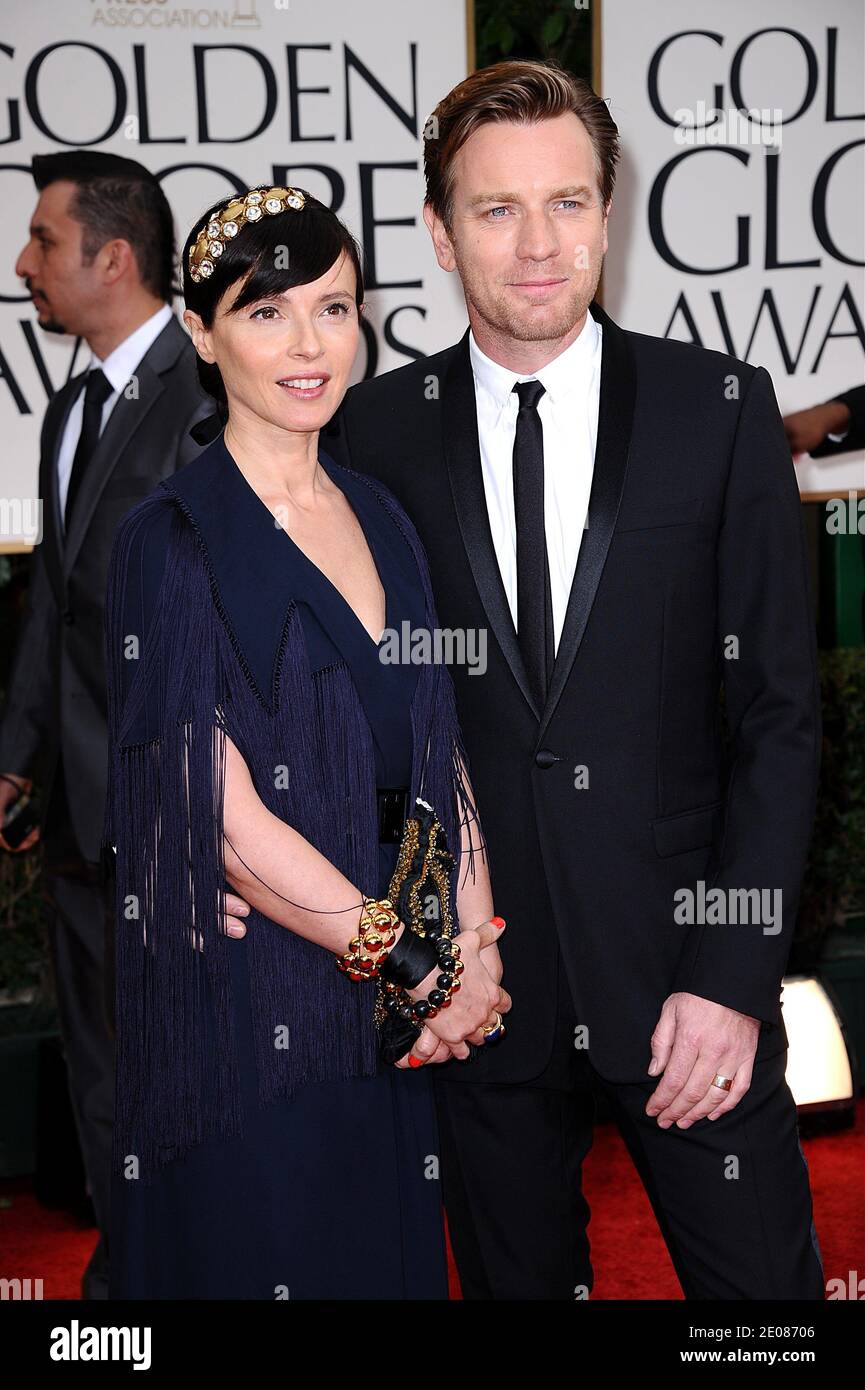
[
  {"x1": 615, "y1": 496, "x2": 703, "y2": 532},
  {"x1": 652, "y1": 800, "x2": 723, "y2": 857}
]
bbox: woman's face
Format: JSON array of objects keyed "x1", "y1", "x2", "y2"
[{"x1": 184, "y1": 248, "x2": 360, "y2": 435}]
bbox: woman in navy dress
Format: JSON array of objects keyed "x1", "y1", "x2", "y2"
[{"x1": 104, "y1": 186, "x2": 507, "y2": 1299}]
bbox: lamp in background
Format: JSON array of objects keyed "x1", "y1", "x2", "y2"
[{"x1": 782, "y1": 975, "x2": 855, "y2": 1123}]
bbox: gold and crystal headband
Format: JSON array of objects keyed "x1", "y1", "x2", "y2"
[{"x1": 188, "y1": 185, "x2": 307, "y2": 283}]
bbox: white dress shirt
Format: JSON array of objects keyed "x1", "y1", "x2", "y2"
[
  {"x1": 57, "y1": 301, "x2": 173, "y2": 531},
  {"x1": 469, "y1": 307, "x2": 602, "y2": 653}
]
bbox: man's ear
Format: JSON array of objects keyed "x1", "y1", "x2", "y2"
[
  {"x1": 423, "y1": 201, "x2": 457, "y2": 273},
  {"x1": 602, "y1": 195, "x2": 612, "y2": 256},
  {"x1": 183, "y1": 308, "x2": 216, "y2": 364},
  {"x1": 100, "y1": 238, "x2": 135, "y2": 286}
]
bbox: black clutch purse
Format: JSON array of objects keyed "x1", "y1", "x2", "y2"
[{"x1": 375, "y1": 798, "x2": 460, "y2": 1066}]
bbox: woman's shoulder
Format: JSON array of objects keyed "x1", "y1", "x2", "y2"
[{"x1": 109, "y1": 487, "x2": 182, "y2": 573}]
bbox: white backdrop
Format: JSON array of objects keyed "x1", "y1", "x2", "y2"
[
  {"x1": 0, "y1": 0, "x2": 471, "y2": 544},
  {"x1": 600, "y1": 0, "x2": 864, "y2": 495}
]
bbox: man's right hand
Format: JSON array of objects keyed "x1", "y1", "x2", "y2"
[{"x1": 0, "y1": 774, "x2": 40, "y2": 852}]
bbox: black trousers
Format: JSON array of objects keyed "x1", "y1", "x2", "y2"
[
  {"x1": 40, "y1": 754, "x2": 115, "y2": 1298},
  {"x1": 434, "y1": 950, "x2": 825, "y2": 1300}
]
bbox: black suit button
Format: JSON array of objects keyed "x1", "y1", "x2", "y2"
[
  {"x1": 62, "y1": 609, "x2": 74, "y2": 625},
  {"x1": 535, "y1": 749, "x2": 560, "y2": 769}
]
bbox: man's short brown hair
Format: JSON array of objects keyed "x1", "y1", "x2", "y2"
[{"x1": 424, "y1": 59, "x2": 621, "y2": 230}]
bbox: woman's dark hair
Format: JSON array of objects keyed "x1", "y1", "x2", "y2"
[{"x1": 182, "y1": 188, "x2": 365, "y2": 422}]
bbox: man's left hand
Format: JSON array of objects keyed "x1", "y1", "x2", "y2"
[{"x1": 645, "y1": 992, "x2": 761, "y2": 1128}]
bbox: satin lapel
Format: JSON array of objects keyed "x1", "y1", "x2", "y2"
[
  {"x1": 536, "y1": 302, "x2": 637, "y2": 746},
  {"x1": 441, "y1": 329, "x2": 541, "y2": 720}
]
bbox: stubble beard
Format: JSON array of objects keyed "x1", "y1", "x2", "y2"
[{"x1": 455, "y1": 248, "x2": 603, "y2": 347}]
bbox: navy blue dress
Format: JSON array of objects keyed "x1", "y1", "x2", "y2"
[{"x1": 108, "y1": 435, "x2": 448, "y2": 1299}]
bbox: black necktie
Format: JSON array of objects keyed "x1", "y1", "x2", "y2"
[
  {"x1": 512, "y1": 379, "x2": 555, "y2": 709},
  {"x1": 64, "y1": 367, "x2": 113, "y2": 529}
]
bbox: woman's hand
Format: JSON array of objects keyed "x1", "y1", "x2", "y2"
[
  {"x1": 393, "y1": 1026, "x2": 460, "y2": 1068},
  {"x1": 394, "y1": 918, "x2": 510, "y2": 1066}
]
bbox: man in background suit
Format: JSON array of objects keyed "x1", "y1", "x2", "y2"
[
  {"x1": 784, "y1": 387, "x2": 865, "y2": 633},
  {"x1": 783, "y1": 386, "x2": 865, "y2": 459},
  {"x1": 321, "y1": 61, "x2": 824, "y2": 1298},
  {"x1": 0, "y1": 151, "x2": 212, "y2": 1296}
]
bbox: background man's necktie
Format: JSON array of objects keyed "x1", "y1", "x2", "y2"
[
  {"x1": 64, "y1": 367, "x2": 113, "y2": 530},
  {"x1": 512, "y1": 378, "x2": 555, "y2": 708}
]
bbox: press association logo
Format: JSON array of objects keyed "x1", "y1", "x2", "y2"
[{"x1": 89, "y1": 0, "x2": 263, "y2": 30}]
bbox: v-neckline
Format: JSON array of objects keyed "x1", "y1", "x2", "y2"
[{"x1": 223, "y1": 436, "x2": 389, "y2": 650}]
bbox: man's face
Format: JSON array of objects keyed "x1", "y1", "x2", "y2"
[
  {"x1": 424, "y1": 113, "x2": 609, "y2": 347},
  {"x1": 16, "y1": 181, "x2": 106, "y2": 336}
]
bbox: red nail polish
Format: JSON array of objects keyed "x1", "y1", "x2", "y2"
[
  {"x1": 490, "y1": 916, "x2": 505, "y2": 928},
  {"x1": 408, "y1": 1055, "x2": 424, "y2": 1068}
]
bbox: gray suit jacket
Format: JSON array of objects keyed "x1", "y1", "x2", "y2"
[{"x1": 0, "y1": 313, "x2": 213, "y2": 862}]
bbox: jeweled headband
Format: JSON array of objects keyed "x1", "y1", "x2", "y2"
[{"x1": 187, "y1": 185, "x2": 307, "y2": 283}]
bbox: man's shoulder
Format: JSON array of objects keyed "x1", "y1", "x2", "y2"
[
  {"x1": 622, "y1": 320, "x2": 759, "y2": 391},
  {"x1": 343, "y1": 337, "x2": 464, "y2": 416}
]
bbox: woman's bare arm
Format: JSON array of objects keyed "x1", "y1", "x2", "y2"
[
  {"x1": 221, "y1": 731, "x2": 370, "y2": 953},
  {"x1": 220, "y1": 732, "x2": 509, "y2": 1049}
]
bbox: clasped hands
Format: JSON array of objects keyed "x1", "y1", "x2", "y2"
[
  {"x1": 222, "y1": 890, "x2": 510, "y2": 1070},
  {"x1": 395, "y1": 916, "x2": 511, "y2": 1069}
]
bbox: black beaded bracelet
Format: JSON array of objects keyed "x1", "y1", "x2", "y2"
[
  {"x1": 379, "y1": 934, "x2": 463, "y2": 1025},
  {"x1": 379, "y1": 922, "x2": 440, "y2": 989}
]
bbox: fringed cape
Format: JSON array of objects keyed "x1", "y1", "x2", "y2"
[{"x1": 101, "y1": 448, "x2": 478, "y2": 1182}]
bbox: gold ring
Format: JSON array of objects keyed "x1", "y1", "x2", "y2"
[{"x1": 481, "y1": 1011, "x2": 505, "y2": 1043}]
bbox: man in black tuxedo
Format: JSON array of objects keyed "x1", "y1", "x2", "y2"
[
  {"x1": 322, "y1": 60, "x2": 825, "y2": 1299},
  {"x1": 0, "y1": 151, "x2": 212, "y2": 1296}
]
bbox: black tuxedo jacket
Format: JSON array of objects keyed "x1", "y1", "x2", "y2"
[
  {"x1": 0, "y1": 315, "x2": 213, "y2": 863},
  {"x1": 323, "y1": 299, "x2": 820, "y2": 1085}
]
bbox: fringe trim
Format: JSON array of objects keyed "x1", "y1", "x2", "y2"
[
  {"x1": 101, "y1": 463, "x2": 484, "y2": 1182},
  {"x1": 103, "y1": 491, "x2": 380, "y2": 1183}
]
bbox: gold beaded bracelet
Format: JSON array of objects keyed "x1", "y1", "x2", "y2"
[{"x1": 336, "y1": 896, "x2": 400, "y2": 981}]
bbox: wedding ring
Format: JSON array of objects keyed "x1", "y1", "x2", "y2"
[
  {"x1": 481, "y1": 1010, "x2": 505, "y2": 1044},
  {"x1": 710, "y1": 1073, "x2": 733, "y2": 1092}
]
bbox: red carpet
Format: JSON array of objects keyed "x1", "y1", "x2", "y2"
[{"x1": 3, "y1": 1103, "x2": 863, "y2": 1300}]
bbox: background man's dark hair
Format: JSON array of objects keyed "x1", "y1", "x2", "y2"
[{"x1": 32, "y1": 149, "x2": 176, "y2": 302}]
